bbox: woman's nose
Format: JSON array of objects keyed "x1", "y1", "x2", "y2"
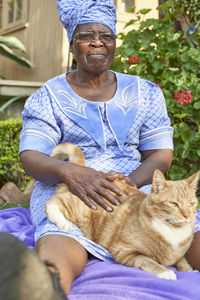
[{"x1": 90, "y1": 35, "x2": 103, "y2": 46}]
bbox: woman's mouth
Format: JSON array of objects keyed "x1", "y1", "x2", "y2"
[{"x1": 88, "y1": 53, "x2": 106, "y2": 58}]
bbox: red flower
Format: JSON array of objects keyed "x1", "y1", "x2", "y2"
[
  {"x1": 153, "y1": 82, "x2": 162, "y2": 89},
  {"x1": 174, "y1": 89, "x2": 192, "y2": 104},
  {"x1": 128, "y1": 56, "x2": 141, "y2": 63},
  {"x1": 177, "y1": 98, "x2": 185, "y2": 105}
]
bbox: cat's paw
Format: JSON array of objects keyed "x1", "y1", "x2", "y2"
[
  {"x1": 157, "y1": 270, "x2": 177, "y2": 280},
  {"x1": 58, "y1": 222, "x2": 72, "y2": 232}
]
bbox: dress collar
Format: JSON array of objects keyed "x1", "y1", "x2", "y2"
[{"x1": 45, "y1": 72, "x2": 140, "y2": 150}]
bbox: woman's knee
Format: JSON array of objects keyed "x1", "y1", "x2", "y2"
[
  {"x1": 35, "y1": 234, "x2": 88, "y2": 294},
  {"x1": 35, "y1": 234, "x2": 88, "y2": 266}
]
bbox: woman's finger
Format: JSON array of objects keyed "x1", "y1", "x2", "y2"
[
  {"x1": 101, "y1": 171, "x2": 125, "y2": 181},
  {"x1": 87, "y1": 190, "x2": 113, "y2": 212},
  {"x1": 77, "y1": 192, "x2": 97, "y2": 210},
  {"x1": 101, "y1": 179, "x2": 125, "y2": 196},
  {"x1": 95, "y1": 185, "x2": 121, "y2": 206}
]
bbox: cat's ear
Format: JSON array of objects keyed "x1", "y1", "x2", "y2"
[
  {"x1": 187, "y1": 171, "x2": 200, "y2": 192},
  {"x1": 152, "y1": 169, "x2": 167, "y2": 193}
]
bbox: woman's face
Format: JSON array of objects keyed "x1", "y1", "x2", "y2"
[{"x1": 71, "y1": 23, "x2": 116, "y2": 75}]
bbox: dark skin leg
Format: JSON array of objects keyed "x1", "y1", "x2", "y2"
[
  {"x1": 186, "y1": 231, "x2": 200, "y2": 270},
  {"x1": 35, "y1": 235, "x2": 88, "y2": 295}
]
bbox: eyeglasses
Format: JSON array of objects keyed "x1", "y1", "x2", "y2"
[{"x1": 74, "y1": 32, "x2": 116, "y2": 44}]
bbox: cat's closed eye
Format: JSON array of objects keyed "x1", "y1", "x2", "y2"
[{"x1": 169, "y1": 202, "x2": 179, "y2": 207}]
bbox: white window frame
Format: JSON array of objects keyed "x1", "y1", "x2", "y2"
[
  {"x1": 0, "y1": 0, "x2": 29, "y2": 35},
  {"x1": 117, "y1": 0, "x2": 135, "y2": 13},
  {"x1": 116, "y1": 0, "x2": 135, "y2": 24}
]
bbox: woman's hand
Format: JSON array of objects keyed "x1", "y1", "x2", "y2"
[
  {"x1": 102, "y1": 170, "x2": 137, "y2": 187},
  {"x1": 59, "y1": 164, "x2": 126, "y2": 212},
  {"x1": 20, "y1": 150, "x2": 128, "y2": 212}
]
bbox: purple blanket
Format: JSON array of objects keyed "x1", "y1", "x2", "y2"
[{"x1": 0, "y1": 207, "x2": 200, "y2": 300}]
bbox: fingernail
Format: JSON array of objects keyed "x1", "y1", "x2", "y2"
[
  {"x1": 120, "y1": 191, "x2": 126, "y2": 196},
  {"x1": 106, "y1": 207, "x2": 113, "y2": 212},
  {"x1": 91, "y1": 205, "x2": 97, "y2": 210},
  {"x1": 116, "y1": 201, "x2": 120, "y2": 205}
]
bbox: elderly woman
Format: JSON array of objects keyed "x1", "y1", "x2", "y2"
[{"x1": 18, "y1": 0, "x2": 200, "y2": 297}]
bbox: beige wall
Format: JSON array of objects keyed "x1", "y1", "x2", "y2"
[
  {"x1": 0, "y1": 0, "x2": 68, "y2": 82},
  {"x1": 0, "y1": 0, "x2": 158, "y2": 82}
]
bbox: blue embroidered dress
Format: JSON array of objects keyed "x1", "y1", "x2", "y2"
[{"x1": 20, "y1": 71, "x2": 177, "y2": 260}]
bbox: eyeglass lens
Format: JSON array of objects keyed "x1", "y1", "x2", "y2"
[{"x1": 74, "y1": 32, "x2": 115, "y2": 43}]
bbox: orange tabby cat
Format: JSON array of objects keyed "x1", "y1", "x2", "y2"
[{"x1": 46, "y1": 143, "x2": 199, "y2": 280}]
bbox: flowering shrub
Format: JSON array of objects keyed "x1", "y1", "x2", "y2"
[
  {"x1": 128, "y1": 56, "x2": 141, "y2": 63},
  {"x1": 153, "y1": 82, "x2": 162, "y2": 89},
  {"x1": 174, "y1": 90, "x2": 192, "y2": 105},
  {"x1": 111, "y1": 3, "x2": 200, "y2": 185}
]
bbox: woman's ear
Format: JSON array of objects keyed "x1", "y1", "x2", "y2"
[{"x1": 70, "y1": 42, "x2": 74, "y2": 54}]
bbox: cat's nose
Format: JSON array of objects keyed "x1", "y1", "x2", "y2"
[
  {"x1": 184, "y1": 215, "x2": 189, "y2": 223},
  {"x1": 183, "y1": 213, "x2": 189, "y2": 219}
]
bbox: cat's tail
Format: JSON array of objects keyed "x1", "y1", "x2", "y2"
[{"x1": 50, "y1": 143, "x2": 85, "y2": 166}]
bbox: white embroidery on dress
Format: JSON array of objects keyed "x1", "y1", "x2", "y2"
[
  {"x1": 58, "y1": 90, "x2": 88, "y2": 119},
  {"x1": 115, "y1": 83, "x2": 138, "y2": 114}
]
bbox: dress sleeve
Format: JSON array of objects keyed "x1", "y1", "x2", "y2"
[
  {"x1": 19, "y1": 85, "x2": 61, "y2": 155},
  {"x1": 138, "y1": 80, "x2": 174, "y2": 151}
]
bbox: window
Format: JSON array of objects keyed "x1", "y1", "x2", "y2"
[
  {"x1": 0, "y1": 0, "x2": 28, "y2": 33},
  {"x1": 0, "y1": 0, "x2": 3, "y2": 28},
  {"x1": 114, "y1": 0, "x2": 135, "y2": 13},
  {"x1": 16, "y1": 0, "x2": 23, "y2": 21},
  {"x1": 8, "y1": 1, "x2": 14, "y2": 23},
  {"x1": 122, "y1": 0, "x2": 134, "y2": 12}
]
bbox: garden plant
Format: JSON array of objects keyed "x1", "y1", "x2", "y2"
[
  {"x1": 111, "y1": 0, "x2": 200, "y2": 187},
  {"x1": 0, "y1": 35, "x2": 31, "y2": 75}
]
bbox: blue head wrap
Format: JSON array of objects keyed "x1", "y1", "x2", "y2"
[{"x1": 57, "y1": 0, "x2": 117, "y2": 43}]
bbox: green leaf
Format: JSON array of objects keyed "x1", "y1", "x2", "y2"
[
  {"x1": 168, "y1": 164, "x2": 187, "y2": 180},
  {"x1": 172, "y1": 32, "x2": 182, "y2": 41},
  {"x1": 138, "y1": 8, "x2": 152, "y2": 15},
  {"x1": 168, "y1": 68, "x2": 179, "y2": 72},
  {"x1": 174, "y1": 113, "x2": 192, "y2": 119},
  {"x1": 127, "y1": 6, "x2": 136, "y2": 13},
  {"x1": 157, "y1": 0, "x2": 174, "y2": 10},
  {"x1": 124, "y1": 19, "x2": 138, "y2": 28},
  {"x1": 140, "y1": 18, "x2": 160, "y2": 30},
  {"x1": 0, "y1": 96, "x2": 23, "y2": 114},
  {"x1": 194, "y1": 102, "x2": 200, "y2": 109},
  {"x1": 0, "y1": 43, "x2": 32, "y2": 68},
  {"x1": 0, "y1": 36, "x2": 26, "y2": 53}
]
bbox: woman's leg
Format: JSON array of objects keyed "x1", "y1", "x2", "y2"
[
  {"x1": 186, "y1": 231, "x2": 200, "y2": 270},
  {"x1": 35, "y1": 234, "x2": 88, "y2": 295}
]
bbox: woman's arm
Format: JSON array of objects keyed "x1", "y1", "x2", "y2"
[
  {"x1": 20, "y1": 150, "x2": 124, "y2": 212},
  {"x1": 128, "y1": 149, "x2": 173, "y2": 188}
]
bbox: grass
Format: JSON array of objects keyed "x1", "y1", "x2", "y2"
[{"x1": 0, "y1": 202, "x2": 29, "y2": 210}]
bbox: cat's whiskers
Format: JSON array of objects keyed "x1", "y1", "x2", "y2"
[
  {"x1": 165, "y1": 214, "x2": 191, "y2": 226},
  {"x1": 152, "y1": 217, "x2": 193, "y2": 248}
]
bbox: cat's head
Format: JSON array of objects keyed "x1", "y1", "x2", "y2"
[{"x1": 148, "y1": 169, "x2": 199, "y2": 226}]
